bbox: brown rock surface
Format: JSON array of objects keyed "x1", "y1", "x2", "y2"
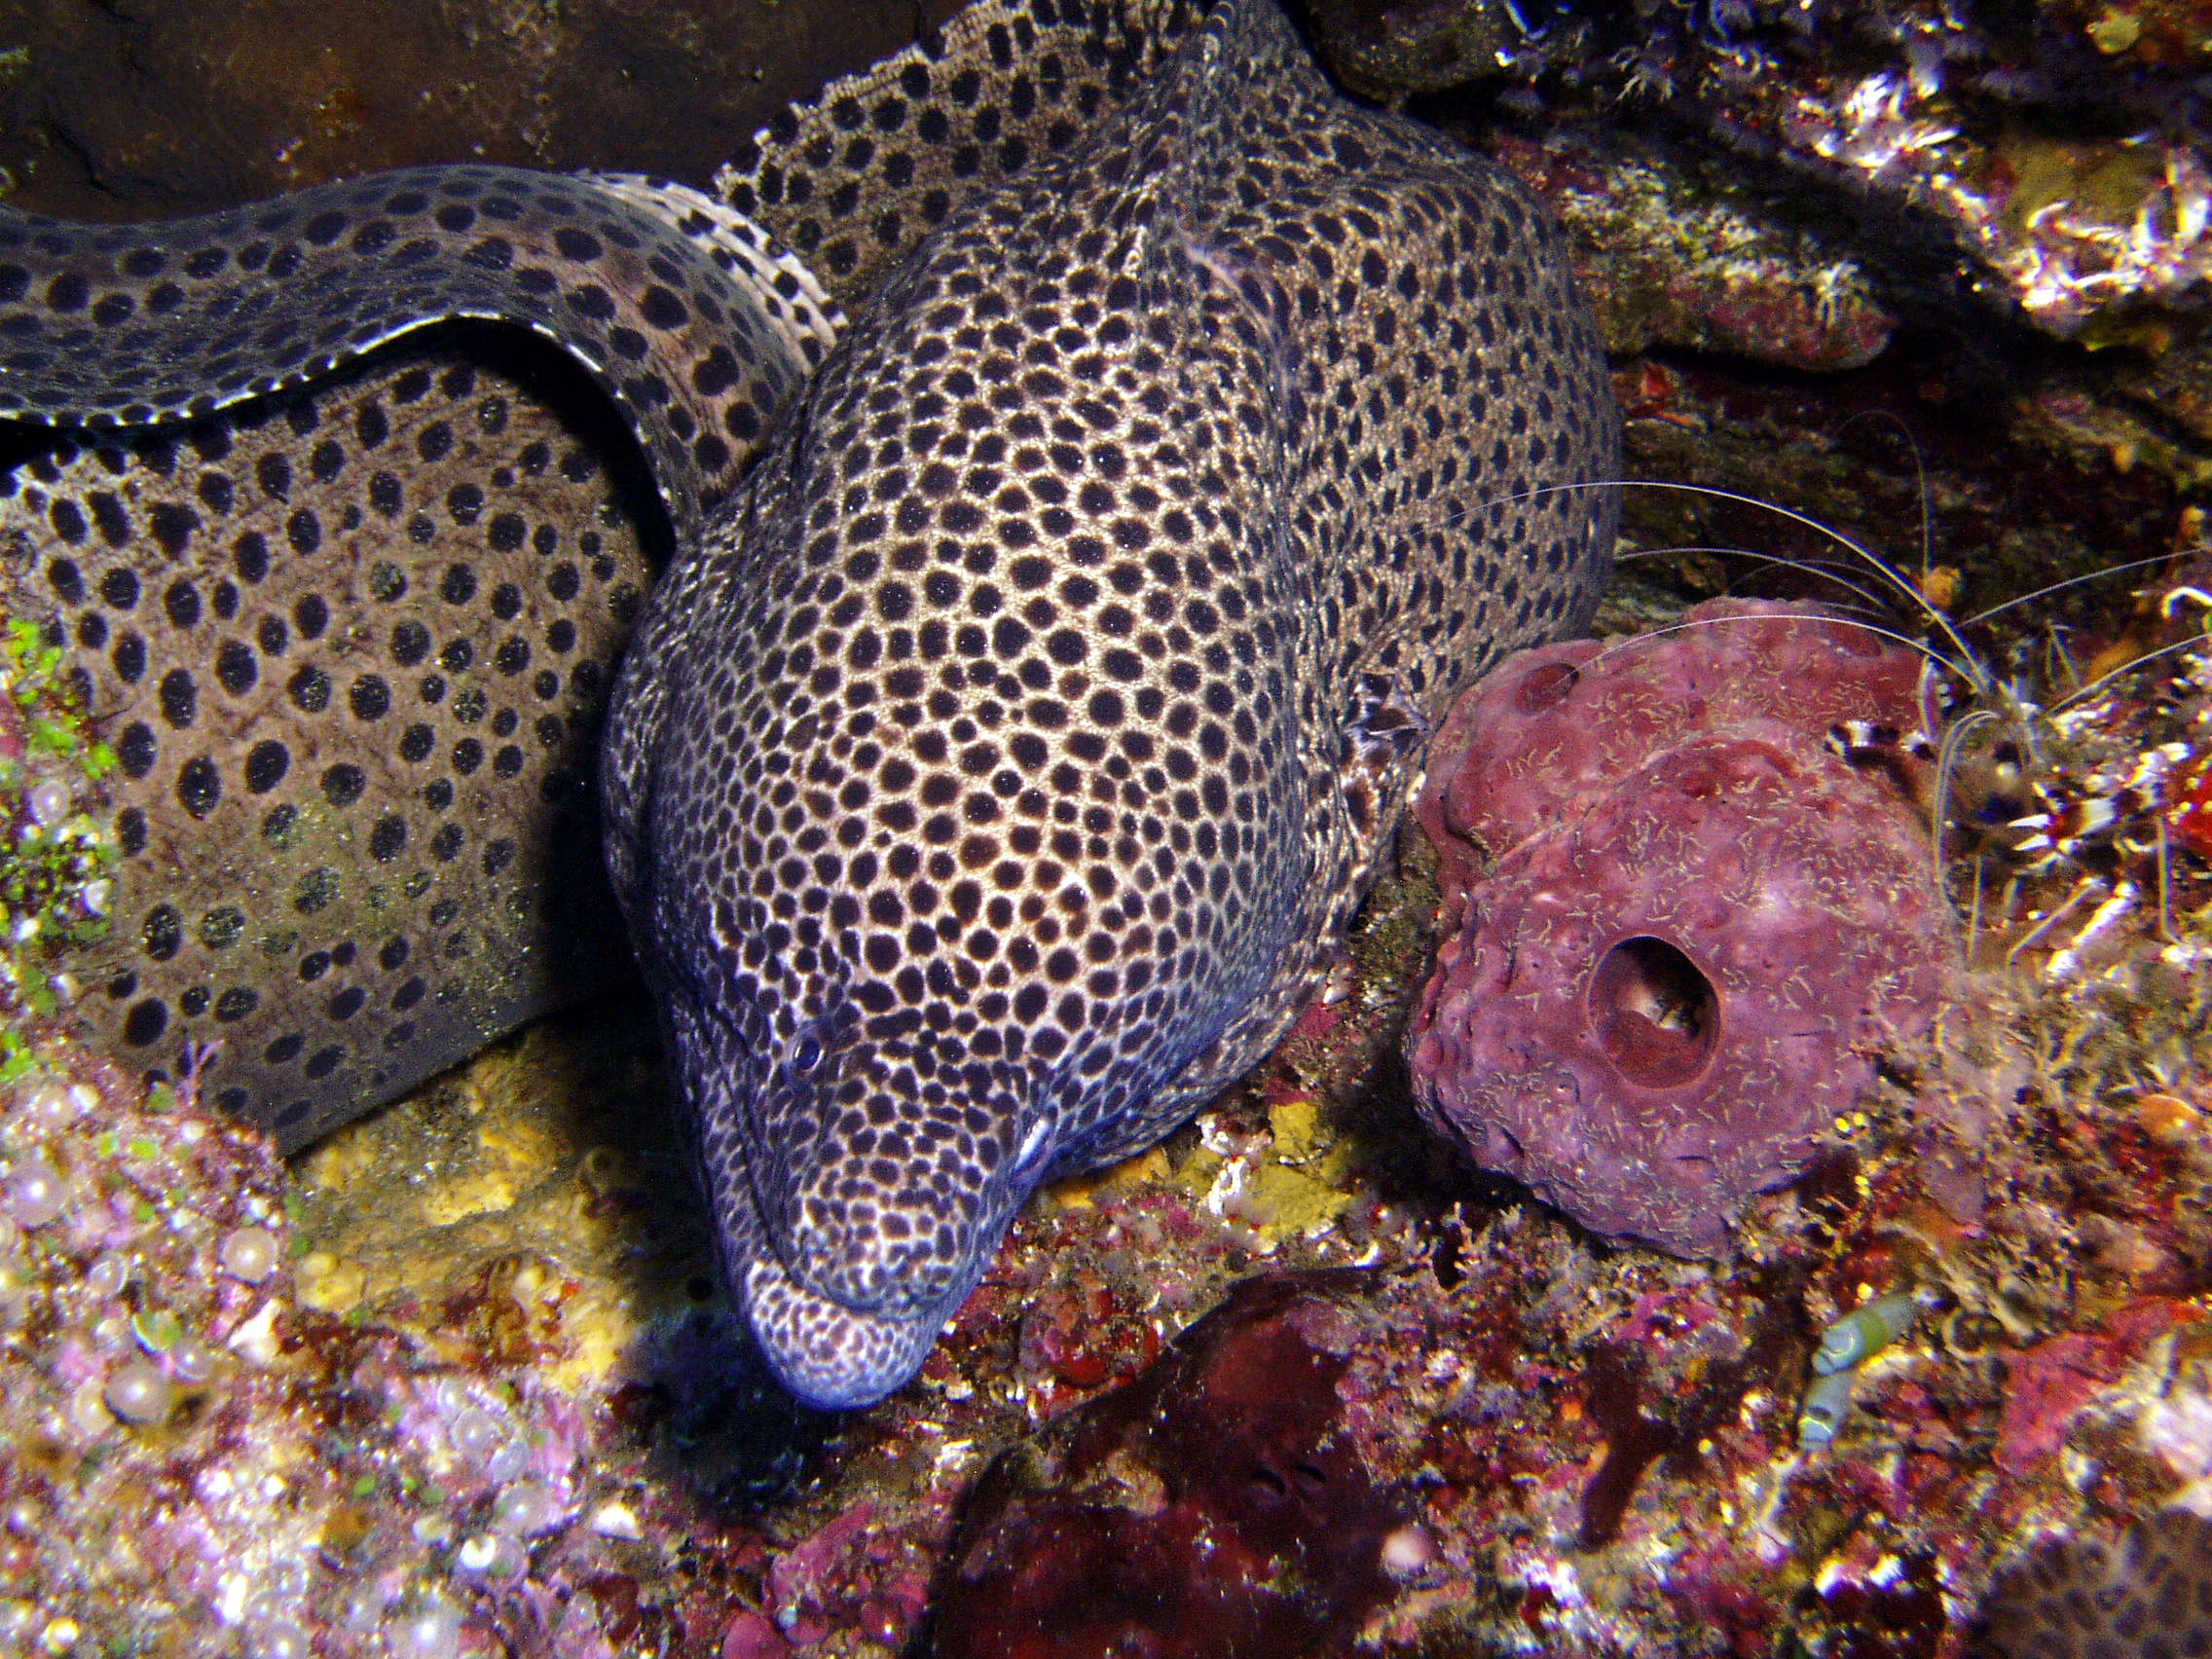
[{"x1": 0, "y1": 0, "x2": 925, "y2": 217}]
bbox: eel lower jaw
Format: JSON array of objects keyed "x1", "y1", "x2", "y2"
[{"x1": 741, "y1": 1252, "x2": 965, "y2": 1411}]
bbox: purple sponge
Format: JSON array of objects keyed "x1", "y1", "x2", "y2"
[
  {"x1": 1406, "y1": 602, "x2": 1958, "y2": 1254},
  {"x1": 1416, "y1": 598, "x2": 1937, "y2": 912}
]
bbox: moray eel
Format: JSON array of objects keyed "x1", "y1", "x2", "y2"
[
  {"x1": 0, "y1": 0, "x2": 1190, "y2": 1150},
  {"x1": 608, "y1": 0, "x2": 1620, "y2": 1404},
  {"x1": 0, "y1": 0, "x2": 1618, "y2": 1408},
  {"x1": 0, "y1": 172, "x2": 837, "y2": 1147}
]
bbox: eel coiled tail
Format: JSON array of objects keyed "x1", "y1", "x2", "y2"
[
  {"x1": 0, "y1": 167, "x2": 837, "y2": 538},
  {"x1": 0, "y1": 167, "x2": 838, "y2": 1146}
]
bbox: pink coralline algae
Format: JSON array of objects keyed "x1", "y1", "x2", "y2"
[{"x1": 1408, "y1": 600, "x2": 1961, "y2": 1254}]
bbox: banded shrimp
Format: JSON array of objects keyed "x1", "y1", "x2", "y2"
[{"x1": 1438, "y1": 465, "x2": 2212, "y2": 994}]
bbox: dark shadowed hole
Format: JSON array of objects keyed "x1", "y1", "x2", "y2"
[
  {"x1": 1430, "y1": 1229, "x2": 1466, "y2": 1289},
  {"x1": 1586, "y1": 936, "x2": 1719, "y2": 1090},
  {"x1": 1514, "y1": 659, "x2": 1579, "y2": 714}
]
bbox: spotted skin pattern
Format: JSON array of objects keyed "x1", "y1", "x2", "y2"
[
  {"x1": 0, "y1": 0, "x2": 1617, "y2": 1408},
  {"x1": 0, "y1": 175, "x2": 835, "y2": 1148},
  {"x1": 717, "y1": 0, "x2": 1200, "y2": 311},
  {"x1": 0, "y1": 6, "x2": 1199, "y2": 1152},
  {"x1": 0, "y1": 168, "x2": 835, "y2": 537},
  {"x1": 1, "y1": 344, "x2": 660, "y2": 1147},
  {"x1": 605, "y1": 0, "x2": 1620, "y2": 1405}
]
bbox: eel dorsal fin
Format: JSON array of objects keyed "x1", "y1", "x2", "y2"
[{"x1": 718, "y1": 0, "x2": 1204, "y2": 311}]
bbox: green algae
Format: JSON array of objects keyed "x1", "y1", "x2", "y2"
[{"x1": 0, "y1": 615, "x2": 117, "y2": 1021}]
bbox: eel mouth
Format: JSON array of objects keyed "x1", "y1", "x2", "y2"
[{"x1": 741, "y1": 1252, "x2": 959, "y2": 1412}]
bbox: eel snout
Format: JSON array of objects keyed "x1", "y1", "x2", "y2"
[
  {"x1": 777, "y1": 1051, "x2": 1041, "y2": 1300},
  {"x1": 742, "y1": 1251, "x2": 959, "y2": 1413},
  {"x1": 751, "y1": 1039, "x2": 1054, "y2": 1407},
  {"x1": 659, "y1": 964, "x2": 1054, "y2": 1408}
]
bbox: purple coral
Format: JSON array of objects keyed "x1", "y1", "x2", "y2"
[{"x1": 1407, "y1": 601, "x2": 1959, "y2": 1254}]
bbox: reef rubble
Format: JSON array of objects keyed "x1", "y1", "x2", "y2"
[{"x1": 1, "y1": 725, "x2": 2207, "y2": 1655}]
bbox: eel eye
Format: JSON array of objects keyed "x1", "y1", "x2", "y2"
[{"x1": 792, "y1": 1034, "x2": 823, "y2": 1073}]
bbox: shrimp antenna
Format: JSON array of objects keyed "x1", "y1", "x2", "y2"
[
  {"x1": 2049, "y1": 634, "x2": 2210, "y2": 716},
  {"x1": 1831, "y1": 408, "x2": 1936, "y2": 593},
  {"x1": 1475, "y1": 478, "x2": 1995, "y2": 700}
]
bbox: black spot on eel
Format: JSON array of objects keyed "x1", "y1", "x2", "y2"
[{"x1": 0, "y1": 0, "x2": 1619, "y2": 1407}]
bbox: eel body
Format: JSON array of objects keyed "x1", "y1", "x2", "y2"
[
  {"x1": 0, "y1": 0, "x2": 1186, "y2": 1152},
  {"x1": 0, "y1": 169, "x2": 836, "y2": 1147},
  {"x1": 608, "y1": 0, "x2": 1619, "y2": 1404},
  {"x1": 0, "y1": 0, "x2": 1618, "y2": 1407}
]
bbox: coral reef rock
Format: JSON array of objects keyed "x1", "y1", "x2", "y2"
[{"x1": 1408, "y1": 600, "x2": 1960, "y2": 1253}]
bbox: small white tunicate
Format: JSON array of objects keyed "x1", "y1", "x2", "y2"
[
  {"x1": 90, "y1": 1313, "x2": 132, "y2": 1352},
  {"x1": 103, "y1": 1359, "x2": 173, "y2": 1426},
  {"x1": 454, "y1": 1531, "x2": 526, "y2": 1579},
  {"x1": 24, "y1": 781, "x2": 70, "y2": 829},
  {"x1": 385, "y1": 1596, "x2": 462, "y2": 1659},
  {"x1": 3, "y1": 1154, "x2": 65, "y2": 1229},
  {"x1": 491, "y1": 1480, "x2": 560, "y2": 1537},
  {"x1": 450, "y1": 1408, "x2": 505, "y2": 1463},
  {"x1": 226, "y1": 1301, "x2": 281, "y2": 1367},
  {"x1": 19, "y1": 1086, "x2": 83, "y2": 1132},
  {"x1": 65, "y1": 1377, "x2": 112, "y2": 1437},
  {"x1": 241, "y1": 1620, "x2": 312, "y2": 1659},
  {"x1": 218, "y1": 1226, "x2": 280, "y2": 1284},
  {"x1": 214, "y1": 1570, "x2": 252, "y2": 1625},
  {"x1": 482, "y1": 1437, "x2": 530, "y2": 1485},
  {"x1": 86, "y1": 1251, "x2": 130, "y2": 1299},
  {"x1": 588, "y1": 1501, "x2": 642, "y2": 1540},
  {"x1": 167, "y1": 1337, "x2": 218, "y2": 1384},
  {"x1": 1379, "y1": 1523, "x2": 1441, "y2": 1579}
]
